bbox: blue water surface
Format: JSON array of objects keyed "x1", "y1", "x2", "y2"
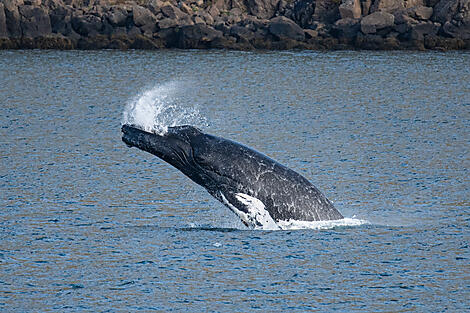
[{"x1": 0, "y1": 50, "x2": 469, "y2": 311}]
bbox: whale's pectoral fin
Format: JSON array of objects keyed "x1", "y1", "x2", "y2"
[{"x1": 219, "y1": 192, "x2": 279, "y2": 230}]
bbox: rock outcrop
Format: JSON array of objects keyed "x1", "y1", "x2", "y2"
[{"x1": 0, "y1": 0, "x2": 468, "y2": 50}]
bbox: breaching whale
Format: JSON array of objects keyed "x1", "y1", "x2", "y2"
[{"x1": 122, "y1": 125, "x2": 343, "y2": 229}]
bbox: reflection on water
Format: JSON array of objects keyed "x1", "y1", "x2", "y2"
[{"x1": 0, "y1": 50, "x2": 469, "y2": 311}]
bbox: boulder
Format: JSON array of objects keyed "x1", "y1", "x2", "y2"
[
  {"x1": 410, "y1": 21, "x2": 440, "y2": 39},
  {"x1": 208, "y1": 6, "x2": 220, "y2": 19},
  {"x1": 268, "y1": 16, "x2": 305, "y2": 41},
  {"x1": 247, "y1": 0, "x2": 280, "y2": 20},
  {"x1": 361, "y1": 11, "x2": 395, "y2": 34},
  {"x1": 19, "y1": 5, "x2": 52, "y2": 38},
  {"x1": 404, "y1": 0, "x2": 425, "y2": 8},
  {"x1": 339, "y1": 0, "x2": 361, "y2": 19},
  {"x1": 50, "y1": 5, "x2": 73, "y2": 34},
  {"x1": 177, "y1": 24, "x2": 223, "y2": 48},
  {"x1": 313, "y1": 0, "x2": 340, "y2": 23},
  {"x1": 130, "y1": 34, "x2": 164, "y2": 49},
  {"x1": 443, "y1": 20, "x2": 470, "y2": 40},
  {"x1": 105, "y1": 6, "x2": 128, "y2": 27},
  {"x1": 432, "y1": 0, "x2": 459, "y2": 24},
  {"x1": 230, "y1": 25, "x2": 255, "y2": 41},
  {"x1": 436, "y1": 0, "x2": 470, "y2": 39},
  {"x1": 161, "y1": 4, "x2": 186, "y2": 20},
  {"x1": 333, "y1": 17, "x2": 361, "y2": 38},
  {"x1": 158, "y1": 17, "x2": 177, "y2": 29},
  {"x1": 147, "y1": 0, "x2": 164, "y2": 15},
  {"x1": 411, "y1": 5, "x2": 433, "y2": 20},
  {"x1": 289, "y1": 0, "x2": 316, "y2": 28},
  {"x1": 393, "y1": 13, "x2": 418, "y2": 33},
  {"x1": 370, "y1": 0, "x2": 404, "y2": 13},
  {"x1": 0, "y1": 3, "x2": 8, "y2": 37},
  {"x1": 133, "y1": 5, "x2": 157, "y2": 35},
  {"x1": 304, "y1": 28, "x2": 318, "y2": 38},
  {"x1": 178, "y1": 2, "x2": 193, "y2": 15},
  {"x1": 133, "y1": 5, "x2": 156, "y2": 27},
  {"x1": 196, "y1": 11, "x2": 214, "y2": 25},
  {"x1": 71, "y1": 14, "x2": 103, "y2": 36},
  {"x1": 3, "y1": 0, "x2": 23, "y2": 37}
]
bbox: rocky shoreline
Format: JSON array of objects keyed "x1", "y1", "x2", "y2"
[{"x1": 0, "y1": 0, "x2": 469, "y2": 50}]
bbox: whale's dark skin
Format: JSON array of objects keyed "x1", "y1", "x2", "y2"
[{"x1": 121, "y1": 124, "x2": 343, "y2": 225}]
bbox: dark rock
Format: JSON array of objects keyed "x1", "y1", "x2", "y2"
[
  {"x1": 147, "y1": 0, "x2": 163, "y2": 15},
  {"x1": 313, "y1": 0, "x2": 340, "y2": 23},
  {"x1": 133, "y1": 5, "x2": 156, "y2": 27},
  {"x1": 158, "y1": 18, "x2": 178, "y2": 29},
  {"x1": 432, "y1": 0, "x2": 458, "y2": 24},
  {"x1": 289, "y1": 0, "x2": 315, "y2": 28},
  {"x1": 230, "y1": 25, "x2": 255, "y2": 41},
  {"x1": 195, "y1": 11, "x2": 214, "y2": 25},
  {"x1": 3, "y1": 0, "x2": 23, "y2": 37},
  {"x1": 177, "y1": 23, "x2": 223, "y2": 48},
  {"x1": 332, "y1": 18, "x2": 360, "y2": 38},
  {"x1": 105, "y1": 6, "x2": 128, "y2": 27},
  {"x1": 50, "y1": 5, "x2": 73, "y2": 35},
  {"x1": 130, "y1": 34, "x2": 164, "y2": 49},
  {"x1": 127, "y1": 25, "x2": 141, "y2": 37},
  {"x1": 214, "y1": 21, "x2": 230, "y2": 33},
  {"x1": 133, "y1": 5, "x2": 157, "y2": 35},
  {"x1": 361, "y1": 11, "x2": 395, "y2": 34},
  {"x1": 424, "y1": 34, "x2": 466, "y2": 49},
  {"x1": 77, "y1": 34, "x2": 109, "y2": 49},
  {"x1": 247, "y1": 0, "x2": 280, "y2": 20},
  {"x1": 71, "y1": 14, "x2": 103, "y2": 36},
  {"x1": 19, "y1": 5, "x2": 52, "y2": 38},
  {"x1": 268, "y1": 16, "x2": 305, "y2": 41},
  {"x1": 107, "y1": 37, "x2": 130, "y2": 49},
  {"x1": 0, "y1": 3, "x2": 8, "y2": 37},
  {"x1": 410, "y1": 21, "x2": 440, "y2": 40},
  {"x1": 443, "y1": 20, "x2": 470, "y2": 40},
  {"x1": 161, "y1": 4, "x2": 186, "y2": 20},
  {"x1": 355, "y1": 32, "x2": 399, "y2": 49},
  {"x1": 434, "y1": 0, "x2": 470, "y2": 40}
]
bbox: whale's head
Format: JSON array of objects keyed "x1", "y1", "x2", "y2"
[{"x1": 121, "y1": 124, "x2": 231, "y2": 191}]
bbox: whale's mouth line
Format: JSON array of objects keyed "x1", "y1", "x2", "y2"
[{"x1": 122, "y1": 124, "x2": 161, "y2": 136}]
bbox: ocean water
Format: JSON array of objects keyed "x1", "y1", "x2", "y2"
[{"x1": 0, "y1": 50, "x2": 469, "y2": 311}]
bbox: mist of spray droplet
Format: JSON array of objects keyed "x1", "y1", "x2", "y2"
[{"x1": 122, "y1": 81, "x2": 208, "y2": 135}]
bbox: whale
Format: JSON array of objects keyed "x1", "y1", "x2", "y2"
[{"x1": 121, "y1": 124, "x2": 343, "y2": 229}]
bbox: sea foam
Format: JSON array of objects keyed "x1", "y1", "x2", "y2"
[
  {"x1": 122, "y1": 82, "x2": 207, "y2": 135},
  {"x1": 277, "y1": 217, "x2": 369, "y2": 230}
]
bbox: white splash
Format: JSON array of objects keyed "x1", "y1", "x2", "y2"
[
  {"x1": 121, "y1": 82, "x2": 207, "y2": 135},
  {"x1": 277, "y1": 217, "x2": 369, "y2": 230}
]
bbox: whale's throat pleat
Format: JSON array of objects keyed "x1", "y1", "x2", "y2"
[{"x1": 220, "y1": 192, "x2": 280, "y2": 230}]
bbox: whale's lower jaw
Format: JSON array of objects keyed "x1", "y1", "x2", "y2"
[{"x1": 220, "y1": 192, "x2": 280, "y2": 230}]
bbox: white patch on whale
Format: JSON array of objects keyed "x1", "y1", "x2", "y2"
[
  {"x1": 220, "y1": 191, "x2": 368, "y2": 231},
  {"x1": 220, "y1": 193, "x2": 280, "y2": 230}
]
